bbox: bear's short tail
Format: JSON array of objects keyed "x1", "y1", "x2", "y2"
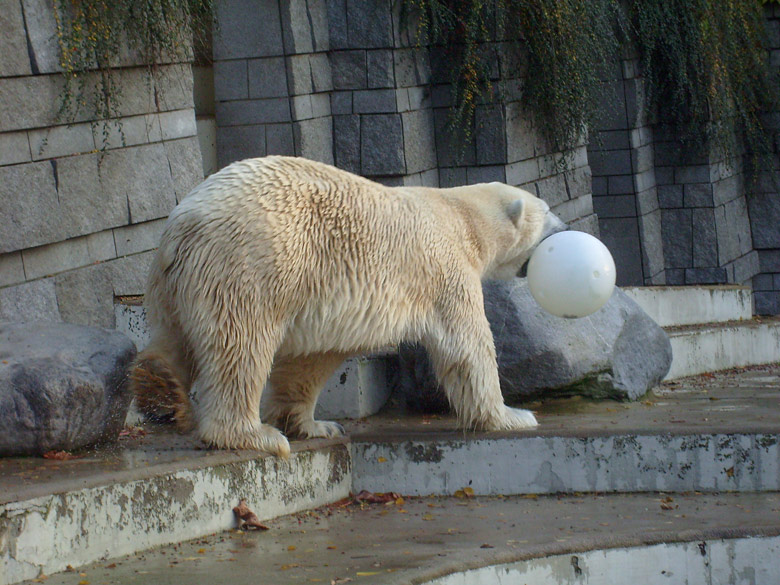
[{"x1": 129, "y1": 352, "x2": 194, "y2": 433}]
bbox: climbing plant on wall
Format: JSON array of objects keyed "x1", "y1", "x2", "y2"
[
  {"x1": 405, "y1": 0, "x2": 778, "y2": 167},
  {"x1": 53, "y1": 0, "x2": 213, "y2": 145}
]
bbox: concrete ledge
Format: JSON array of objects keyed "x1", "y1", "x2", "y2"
[
  {"x1": 623, "y1": 285, "x2": 753, "y2": 327},
  {"x1": 666, "y1": 318, "x2": 780, "y2": 379},
  {"x1": 351, "y1": 431, "x2": 780, "y2": 496},
  {"x1": 0, "y1": 439, "x2": 351, "y2": 585}
]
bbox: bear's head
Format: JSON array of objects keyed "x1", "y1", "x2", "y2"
[{"x1": 475, "y1": 182, "x2": 567, "y2": 281}]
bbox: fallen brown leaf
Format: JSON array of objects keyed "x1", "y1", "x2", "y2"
[
  {"x1": 353, "y1": 490, "x2": 401, "y2": 505},
  {"x1": 232, "y1": 499, "x2": 270, "y2": 530},
  {"x1": 42, "y1": 450, "x2": 82, "y2": 460}
]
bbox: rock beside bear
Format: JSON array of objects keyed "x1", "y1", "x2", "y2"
[
  {"x1": 0, "y1": 322, "x2": 136, "y2": 456},
  {"x1": 398, "y1": 279, "x2": 672, "y2": 410},
  {"x1": 130, "y1": 156, "x2": 566, "y2": 455}
]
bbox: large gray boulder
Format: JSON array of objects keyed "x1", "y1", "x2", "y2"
[
  {"x1": 397, "y1": 278, "x2": 672, "y2": 411},
  {"x1": 0, "y1": 322, "x2": 136, "y2": 456}
]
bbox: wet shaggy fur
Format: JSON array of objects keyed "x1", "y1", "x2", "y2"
[{"x1": 130, "y1": 156, "x2": 561, "y2": 456}]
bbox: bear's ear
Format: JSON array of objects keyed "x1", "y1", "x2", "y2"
[{"x1": 507, "y1": 199, "x2": 524, "y2": 227}]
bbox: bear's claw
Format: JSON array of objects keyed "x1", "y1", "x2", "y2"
[{"x1": 295, "y1": 420, "x2": 345, "y2": 439}]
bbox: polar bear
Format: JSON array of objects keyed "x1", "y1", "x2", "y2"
[{"x1": 130, "y1": 156, "x2": 566, "y2": 456}]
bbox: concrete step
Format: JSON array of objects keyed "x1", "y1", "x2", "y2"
[
  {"x1": 15, "y1": 493, "x2": 780, "y2": 585},
  {"x1": 623, "y1": 285, "x2": 753, "y2": 327},
  {"x1": 3, "y1": 365, "x2": 779, "y2": 584},
  {"x1": 664, "y1": 317, "x2": 780, "y2": 380},
  {"x1": 115, "y1": 300, "x2": 392, "y2": 421}
]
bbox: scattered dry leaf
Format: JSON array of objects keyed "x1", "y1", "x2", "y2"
[
  {"x1": 118, "y1": 426, "x2": 147, "y2": 439},
  {"x1": 42, "y1": 450, "x2": 81, "y2": 461},
  {"x1": 233, "y1": 499, "x2": 270, "y2": 530},
  {"x1": 287, "y1": 545, "x2": 297, "y2": 551},
  {"x1": 377, "y1": 456, "x2": 387, "y2": 463},
  {"x1": 331, "y1": 578, "x2": 352, "y2": 584},
  {"x1": 454, "y1": 487, "x2": 475, "y2": 499},
  {"x1": 725, "y1": 466, "x2": 735, "y2": 478},
  {"x1": 353, "y1": 490, "x2": 401, "y2": 505}
]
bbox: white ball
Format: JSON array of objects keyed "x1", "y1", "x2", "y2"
[{"x1": 526, "y1": 231, "x2": 616, "y2": 319}]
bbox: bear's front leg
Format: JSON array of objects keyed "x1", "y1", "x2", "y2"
[
  {"x1": 266, "y1": 352, "x2": 349, "y2": 439},
  {"x1": 424, "y1": 280, "x2": 538, "y2": 432}
]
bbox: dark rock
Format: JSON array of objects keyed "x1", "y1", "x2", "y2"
[
  {"x1": 0, "y1": 322, "x2": 136, "y2": 456},
  {"x1": 396, "y1": 279, "x2": 672, "y2": 410}
]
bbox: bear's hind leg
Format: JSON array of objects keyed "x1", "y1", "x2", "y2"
[
  {"x1": 266, "y1": 352, "x2": 349, "y2": 439},
  {"x1": 425, "y1": 282, "x2": 538, "y2": 432},
  {"x1": 190, "y1": 326, "x2": 291, "y2": 457}
]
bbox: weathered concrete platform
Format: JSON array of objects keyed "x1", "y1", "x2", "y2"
[
  {"x1": 2, "y1": 364, "x2": 779, "y2": 584},
  {"x1": 18, "y1": 492, "x2": 780, "y2": 585}
]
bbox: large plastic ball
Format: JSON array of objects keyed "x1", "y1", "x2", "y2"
[{"x1": 526, "y1": 231, "x2": 616, "y2": 319}]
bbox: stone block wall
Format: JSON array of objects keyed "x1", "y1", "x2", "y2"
[
  {"x1": 0, "y1": 0, "x2": 204, "y2": 327},
  {"x1": 589, "y1": 47, "x2": 665, "y2": 286},
  {"x1": 750, "y1": 4, "x2": 780, "y2": 315},
  {"x1": 213, "y1": 0, "x2": 598, "y2": 232}
]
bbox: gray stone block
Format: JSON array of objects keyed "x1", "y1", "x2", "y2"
[
  {"x1": 635, "y1": 187, "x2": 660, "y2": 216},
  {"x1": 330, "y1": 50, "x2": 366, "y2": 89},
  {"x1": 331, "y1": 91, "x2": 353, "y2": 114},
  {"x1": 293, "y1": 117, "x2": 334, "y2": 164},
  {"x1": 353, "y1": 88, "x2": 397, "y2": 113},
  {"x1": 107, "y1": 251, "x2": 155, "y2": 296},
  {"x1": 92, "y1": 114, "x2": 153, "y2": 151},
  {"x1": 466, "y1": 165, "x2": 505, "y2": 184},
  {"x1": 551, "y1": 193, "x2": 594, "y2": 223},
  {"x1": 631, "y1": 143, "x2": 653, "y2": 174},
  {"x1": 713, "y1": 173, "x2": 742, "y2": 206},
  {"x1": 607, "y1": 174, "x2": 634, "y2": 195},
  {"x1": 393, "y1": 48, "x2": 431, "y2": 88},
  {"x1": 715, "y1": 197, "x2": 753, "y2": 264},
  {"x1": 749, "y1": 192, "x2": 780, "y2": 249},
  {"x1": 367, "y1": 50, "x2": 394, "y2": 88},
  {"x1": 22, "y1": 237, "x2": 90, "y2": 280},
  {"x1": 675, "y1": 164, "x2": 710, "y2": 184},
  {"x1": 588, "y1": 150, "x2": 632, "y2": 176},
  {"x1": 213, "y1": 0, "x2": 284, "y2": 59},
  {"x1": 434, "y1": 108, "x2": 475, "y2": 167},
  {"x1": 760, "y1": 249, "x2": 780, "y2": 273},
  {"x1": 99, "y1": 143, "x2": 177, "y2": 224},
  {"x1": 592, "y1": 195, "x2": 636, "y2": 218},
  {"x1": 657, "y1": 184, "x2": 683, "y2": 208},
  {"x1": 333, "y1": 115, "x2": 360, "y2": 173},
  {"x1": 661, "y1": 208, "x2": 692, "y2": 269},
  {"x1": 592, "y1": 176, "x2": 608, "y2": 196},
  {"x1": 1, "y1": 0, "x2": 32, "y2": 76},
  {"x1": 505, "y1": 159, "x2": 540, "y2": 186},
  {"x1": 633, "y1": 169, "x2": 656, "y2": 194},
  {"x1": 684, "y1": 267, "x2": 727, "y2": 284},
  {"x1": 0, "y1": 160, "x2": 62, "y2": 253},
  {"x1": 438, "y1": 167, "x2": 467, "y2": 188},
  {"x1": 266, "y1": 123, "x2": 296, "y2": 156},
  {"x1": 755, "y1": 291, "x2": 780, "y2": 316},
  {"x1": 535, "y1": 173, "x2": 568, "y2": 207},
  {"x1": 0, "y1": 278, "x2": 59, "y2": 322},
  {"x1": 729, "y1": 250, "x2": 760, "y2": 284},
  {"x1": 217, "y1": 124, "x2": 266, "y2": 167},
  {"x1": 28, "y1": 123, "x2": 96, "y2": 161},
  {"x1": 0, "y1": 131, "x2": 32, "y2": 165},
  {"x1": 475, "y1": 104, "x2": 506, "y2": 165},
  {"x1": 623, "y1": 77, "x2": 647, "y2": 128},
  {"x1": 0, "y1": 252, "x2": 25, "y2": 287},
  {"x1": 286, "y1": 55, "x2": 313, "y2": 95},
  {"x1": 402, "y1": 109, "x2": 436, "y2": 174},
  {"x1": 214, "y1": 60, "x2": 249, "y2": 101},
  {"x1": 654, "y1": 166, "x2": 674, "y2": 186},
  {"x1": 0, "y1": 75, "x2": 62, "y2": 132},
  {"x1": 599, "y1": 218, "x2": 644, "y2": 286},
  {"x1": 692, "y1": 208, "x2": 717, "y2": 268},
  {"x1": 159, "y1": 109, "x2": 198, "y2": 141},
  {"x1": 754, "y1": 273, "x2": 774, "y2": 291},
  {"x1": 592, "y1": 130, "x2": 630, "y2": 151},
  {"x1": 113, "y1": 219, "x2": 167, "y2": 257},
  {"x1": 326, "y1": 0, "x2": 348, "y2": 49},
  {"x1": 216, "y1": 97, "x2": 292, "y2": 126},
  {"x1": 281, "y1": 0, "x2": 329, "y2": 54},
  {"x1": 153, "y1": 64, "x2": 196, "y2": 112},
  {"x1": 53, "y1": 264, "x2": 112, "y2": 328},
  {"x1": 248, "y1": 57, "x2": 289, "y2": 99},
  {"x1": 165, "y1": 136, "x2": 204, "y2": 202},
  {"x1": 684, "y1": 183, "x2": 714, "y2": 207},
  {"x1": 85, "y1": 230, "x2": 118, "y2": 263},
  {"x1": 346, "y1": 0, "x2": 393, "y2": 48},
  {"x1": 637, "y1": 209, "x2": 665, "y2": 280},
  {"x1": 569, "y1": 213, "x2": 600, "y2": 238},
  {"x1": 361, "y1": 114, "x2": 404, "y2": 176},
  {"x1": 593, "y1": 80, "x2": 628, "y2": 131}
]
